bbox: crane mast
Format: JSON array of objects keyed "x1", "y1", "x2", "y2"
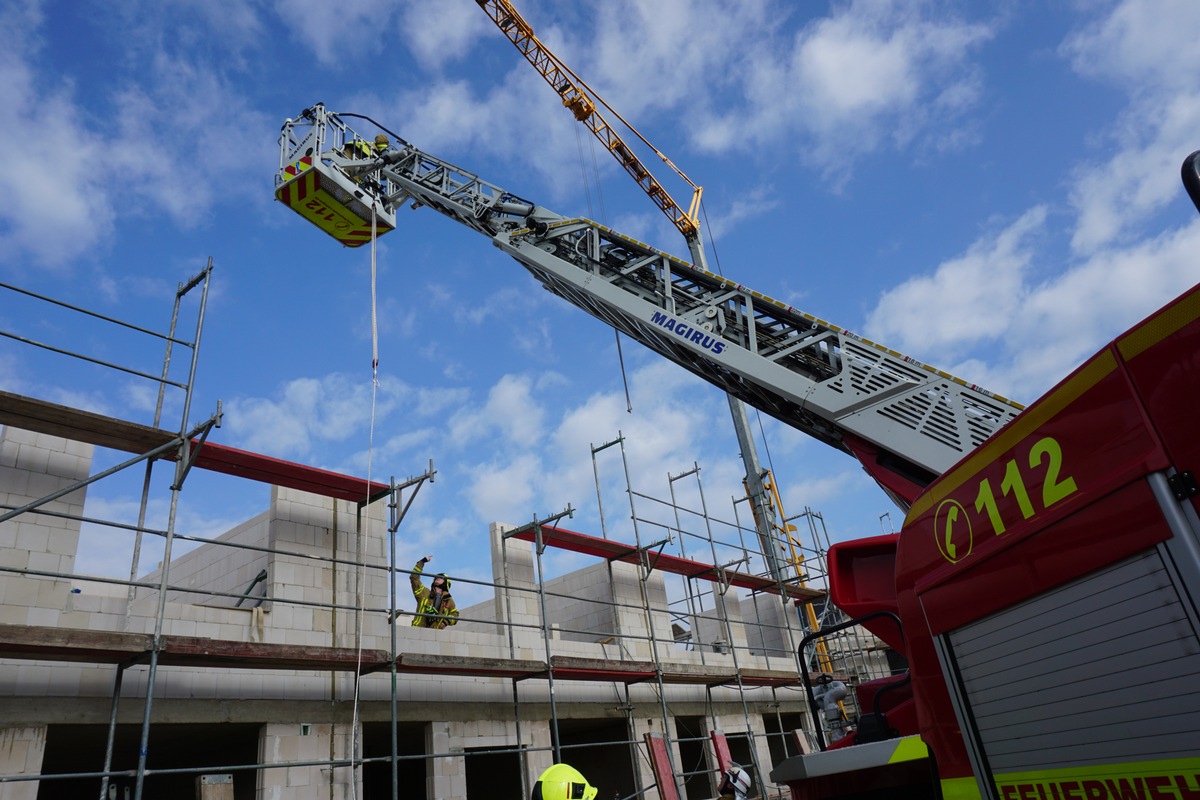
[{"x1": 275, "y1": 105, "x2": 1023, "y2": 511}]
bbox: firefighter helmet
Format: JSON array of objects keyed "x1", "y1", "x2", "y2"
[
  {"x1": 531, "y1": 763, "x2": 597, "y2": 800},
  {"x1": 720, "y1": 763, "x2": 751, "y2": 799}
]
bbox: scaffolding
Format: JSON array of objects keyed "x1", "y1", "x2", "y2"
[{"x1": 0, "y1": 276, "x2": 896, "y2": 799}]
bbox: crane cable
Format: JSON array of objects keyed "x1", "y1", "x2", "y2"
[{"x1": 573, "y1": 125, "x2": 633, "y2": 413}]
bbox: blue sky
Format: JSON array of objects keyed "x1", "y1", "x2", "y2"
[{"x1": 2, "y1": 0, "x2": 1199, "y2": 609}]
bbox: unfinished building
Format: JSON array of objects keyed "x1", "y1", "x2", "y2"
[{"x1": 0, "y1": 275, "x2": 896, "y2": 799}]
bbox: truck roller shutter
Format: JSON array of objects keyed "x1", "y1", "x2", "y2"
[{"x1": 947, "y1": 548, "x2": 1200, "y2": 773}]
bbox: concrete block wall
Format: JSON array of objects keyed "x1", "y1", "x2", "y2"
[
  {"x1": 0, "y1": 428, "x2": 91, "y2": 628},
  {"x1": 488, "y1": 523, "x2": 540, "y2": 637},
  {"x1": 703, "y1": 713, "x2": 781, "y2": 799},
  {"x1": 426, "y1": 720, "x2": 466, "y2": 800},
  {"x1": 542, "y1": 562, "x2": 618, "y2": 643},
  {"x1": 267, "y1": 487, "x2": 388, "y2": 650},
  {"x1": 136, "y1": 510, "x2": 270, "y2": 607},
  {"x1": 606, "y1": 560, "x2": 672, "y2": 660},
  {"x1": 741, "y1": 593, "x2": 803, "y2": 659},
  {"x1": 258, "y1": 722, "x2": 360, "y2": 800},
  {"x1": 0, "y1": 725, "x2": 46, "y2": 799},
  {"x1": 693, "y1": 588, "x2": 749, "y2": 655},
  {"x1": 630, "y1": 716, "x2": 684, "y2": 800},
  {"x1": 523, "y1": 724, "x2": 554, "y2": 799}
]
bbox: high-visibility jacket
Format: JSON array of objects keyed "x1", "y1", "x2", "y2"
[{"x1": 411, "y1": 560, "x2": 458, "y2": 629}]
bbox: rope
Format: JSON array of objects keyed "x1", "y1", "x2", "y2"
[
  {"x1": 349, "y1": 203, "x2": 381, "y2": 800},
  {"x1": 615, "y1": 331, "x2": 632, "y2": 413}
]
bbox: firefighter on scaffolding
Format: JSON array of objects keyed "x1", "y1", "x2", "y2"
[{"x1": 410, "y1": 555, "x2": 459, "y2": 629}]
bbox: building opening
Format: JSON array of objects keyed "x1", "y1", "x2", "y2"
[
  {"x1": 464, "y1": 745, "x2": 523, "y2": 799},
  {"x1": 37, "y1": 723, "x2": 260, "y2": 800},
  {"x1": 362, "y1": 721, "x2": 427, "y2": 800},
  {"x1": 555, "y1": 718, "x2": 637, "y2": 799}
]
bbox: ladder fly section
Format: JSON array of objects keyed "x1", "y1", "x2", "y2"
[{"x1": 277, "y1": 105, "x2": 1025, "y2": 503}]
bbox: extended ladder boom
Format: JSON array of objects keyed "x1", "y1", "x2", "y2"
[{"x1": 276, "y1": 105, "x2": 1024, "y2": 506}]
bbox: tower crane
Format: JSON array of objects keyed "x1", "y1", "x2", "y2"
[{"x1": 473, "y1": 0, "x2": 805, "y2": 586}]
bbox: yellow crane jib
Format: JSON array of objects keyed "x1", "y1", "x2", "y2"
[
  {"x1": 475, "y1": 0, "x2": 704, "y2": 247},
  {"x1": 274, "y1": 106, "x2": 397, "y2": 248}
]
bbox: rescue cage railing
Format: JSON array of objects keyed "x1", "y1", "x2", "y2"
[{"x1": 0, "y1": 276, "x2": 853, "y2": 798}]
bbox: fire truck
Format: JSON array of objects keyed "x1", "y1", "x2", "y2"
[{"x1": 275, "y1": 105, "x2": 1200, "y2": 800}]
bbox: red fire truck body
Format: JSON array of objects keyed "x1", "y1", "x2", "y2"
[{"x1": 799, "y1": 282, "x2": 1200, "y2": 800}]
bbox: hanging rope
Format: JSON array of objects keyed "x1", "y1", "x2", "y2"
[
  {"x1": 349, "y1": 203, "x2": 382, "y2": 800},
  {"x1": 371, "y1": 205, "x2": 380, "y2": 377},
  {"x1": 701, "y1": 199, "x2": 725, "y2": 278},
  {"x1": 615, "y1": 331, "x2": 632, "y2": 414}
]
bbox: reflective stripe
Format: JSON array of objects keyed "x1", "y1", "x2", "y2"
[
  {"x1": 993, "y1": 758, "x2": 1200, "y2": 800},
  {"x1": 888, "y1": 736, "x2": 929, "y2": 764},
  {"x1": 941, "y1": 777, "x2": 984, "y2": 800}
]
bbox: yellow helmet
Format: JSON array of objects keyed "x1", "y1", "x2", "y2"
[{"x1": 532, "y1": 764, "x2": 598, "y2": 800}]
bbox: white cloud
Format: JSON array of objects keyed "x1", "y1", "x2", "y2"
[
  {"x1": 398, "y1": 1, "x2": 493, "y2": 70},
  {"x1": 864, "y1": 207, "x2": 1046, "y2": 359},
  {"x1": 990, "y1": 217, "x2": 1200, "y2": 397},
  {"x1": 448, "y1": 373, "x2": 546, "y2": 448},
  {"x1": 224, "y1": 373, "x2": 409, "y2": 458},
  {"x1": 1062, "y1": 0, "x2": 1200, "y2": 90},
  {"x1": 0, "y1": 6, "x2": 114, "y2": 269},
  {"x1": 702, "y1": 188, "x2": 782, "y2": 243},
  {"x1": 271, "y1": 0, "x2": 391, "y2": 66},
  {"x1": 0, "y1": 2, "x2": 276, "y2": 270},
  {"x1": 694, "y1": 1, "x2": 994, "y2": 180},
  {"x1": 863, "y1": 207, "x2": 1200, "y2": 404},
  {"x1": 587, "y1": 0, "x2": 774, "y2": 115},
  {"x1": 1061, "y1": 0, "x2": 1200, "y2": 252},
  {"x1": 464, "y1": 451, "x2": 543, "y2": 526}
]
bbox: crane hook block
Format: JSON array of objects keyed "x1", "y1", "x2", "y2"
[{"x1": 275, "y1": 156, "x2": 396, "y2": 248}]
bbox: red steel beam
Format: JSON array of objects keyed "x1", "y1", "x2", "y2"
[{"x1": 510, "y1": 525, "x2": 823, "y2": 601}]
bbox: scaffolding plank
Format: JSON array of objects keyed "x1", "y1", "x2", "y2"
[
  {"x1": 510, "y1": 525, "x2": 825, "y2": 601},
  {"x1": 0, "y1": 624, "x2": 809, "y2": 686},
  {"x1": 0, "y1": 623, "x2": 152, "y2": 664},
  {"x1": 550, "y1": 655, "x2": 657, "y2": 682},
  {"x1": 0, "y1": 624, "x2": 390, "y2": 672},
  {"x1": 158, "y1": 635, "x2": 390, "y2": 672},
  {"x1": 655, "y1": 663, "x2": 804, "y2": 687},
  {"x1": 0, "y1": 391, "x2": 172, "y2": 456},
  {"x1": 735, "y1": 667, "x2": 805, "y2": 687},
  {"x1": 0, "y1": 390, "x2": 388, "y2": 503},
  {"x1": 395, "y1": 652, "x2": 546, "y2": 679},
  {"x1": 190, "y1": 443, "x2": 390, "y2": 504}
]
